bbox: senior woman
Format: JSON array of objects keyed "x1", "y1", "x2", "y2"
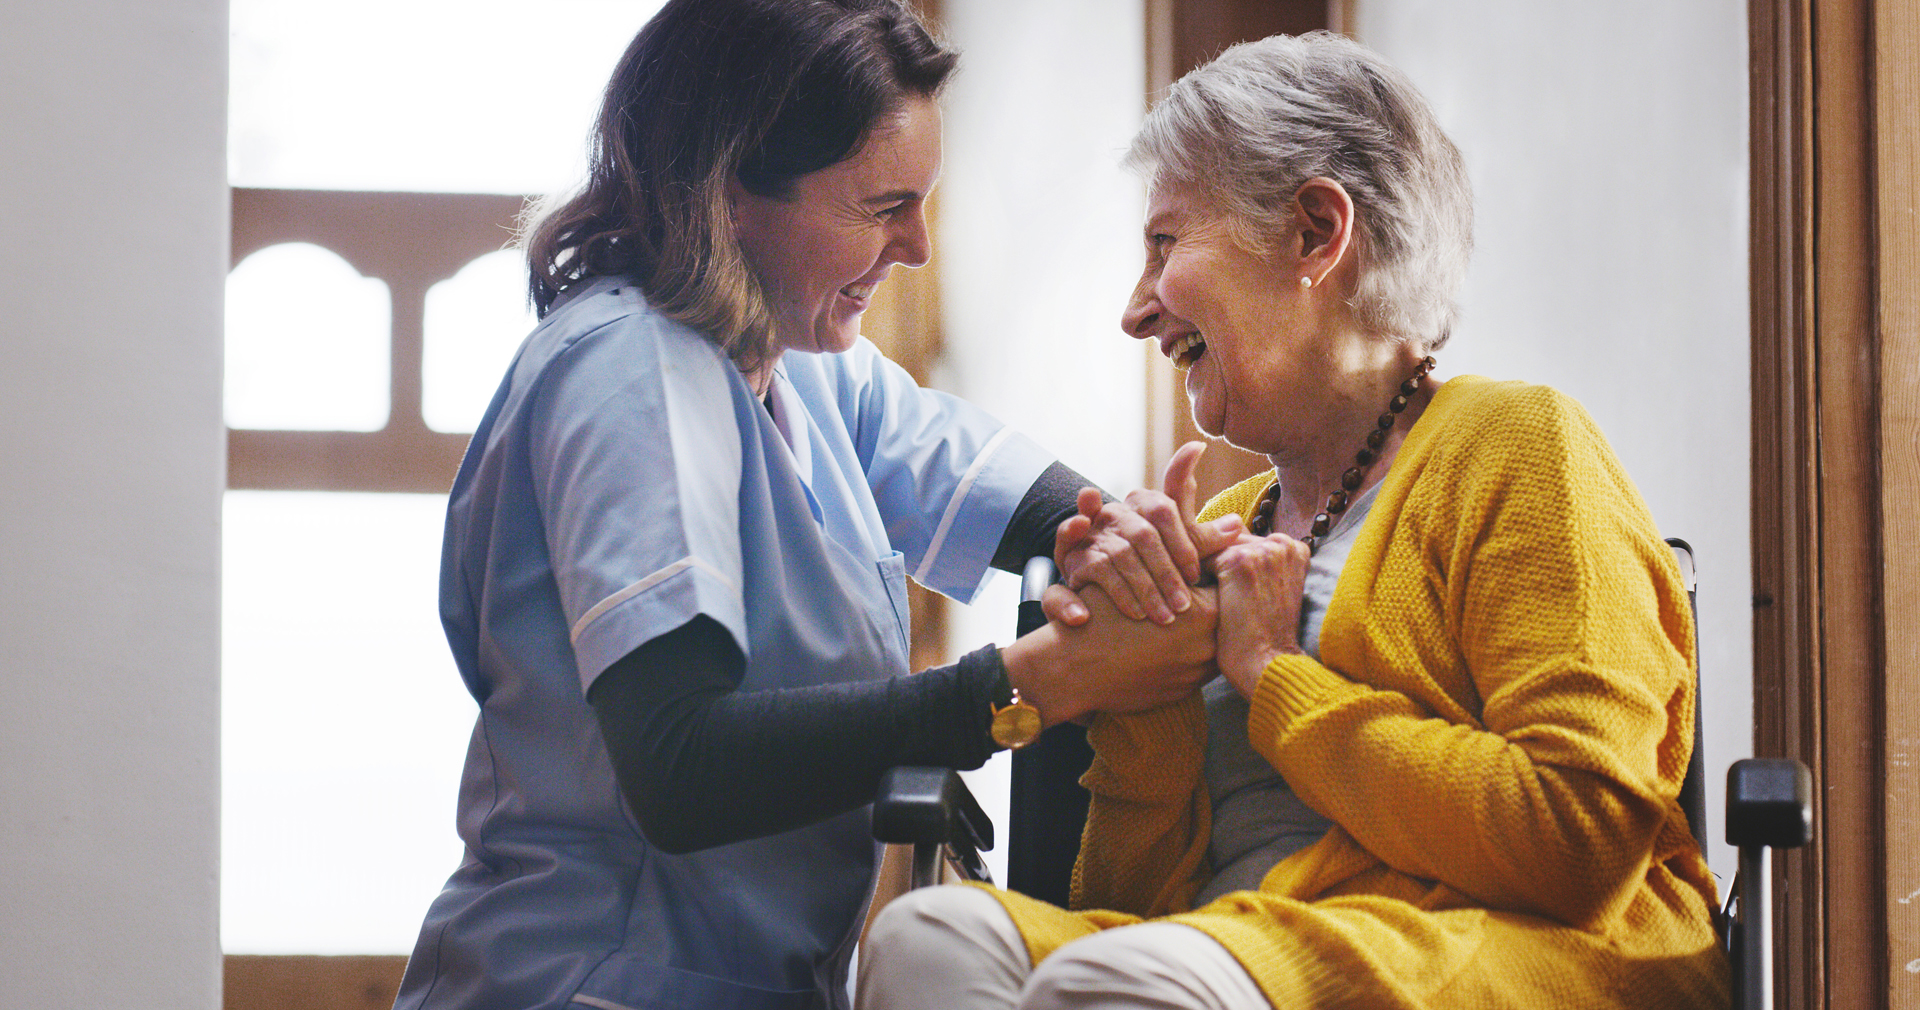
[
  {"x1": 860, "y1": 31, "x2": 1728, "y2": 1010},
  {"x1": 392, "y1": 3, "x2": 1225, "y2": 1009}
]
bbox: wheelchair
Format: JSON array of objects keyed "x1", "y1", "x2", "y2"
[{"x1": 873, "y1": 544, "x2": 1814, "y2": 1010}]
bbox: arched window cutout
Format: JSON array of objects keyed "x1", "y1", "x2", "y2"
[
  {"x1": 423, "y1": 249, "x2": 539, "y2": 433},
  {"x1": 226, "y1": 242, "x2": 390, "y2": 431}
]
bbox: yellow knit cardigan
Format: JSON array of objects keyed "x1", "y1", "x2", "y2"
[{"x1": 983, "y1": 376, "x2": 1730, "y2": 1009}]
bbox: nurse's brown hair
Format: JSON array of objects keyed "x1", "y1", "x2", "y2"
[{"x1": 524, "y1": 0, "x2": 957, "y2": 377}]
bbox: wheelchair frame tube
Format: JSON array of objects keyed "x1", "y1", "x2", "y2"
[
  {"x1": 910, "y1": 840, "x2": 941, "y2": 891},
  {"x1": 1736, "y1": 844, "x2": 1772, "y2": 1010}
]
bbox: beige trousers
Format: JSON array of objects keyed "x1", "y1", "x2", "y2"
[{"x1": 856, "y1": 885, "x2": 1269, "y2": 1010}]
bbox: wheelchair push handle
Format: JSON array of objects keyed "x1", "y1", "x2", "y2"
[{"x1": 1018, "y1": 556, "x2": 1055, "y2": 637}]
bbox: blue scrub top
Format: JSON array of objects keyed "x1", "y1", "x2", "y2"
[{"x1": 396, "y1": 277, "x2": 1052, "y2": 1010}]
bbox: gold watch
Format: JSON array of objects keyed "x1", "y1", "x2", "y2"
[{"x1": 991, "y1": 689, "x2": 1043, "y2": 749}]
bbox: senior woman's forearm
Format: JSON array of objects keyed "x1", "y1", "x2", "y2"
[{"x1": 589, "y1": 616, "x2": 1003, "y2": 854}]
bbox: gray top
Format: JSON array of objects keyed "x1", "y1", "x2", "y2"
[{"x1": 1193, "y1": 480, "x2": 1379, "y2": 905}]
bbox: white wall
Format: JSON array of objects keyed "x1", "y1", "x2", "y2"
[
  {"x1": 936, "y1": 0, "x2": 1147, "y2": 882},
  {"x1": 936, "y1": 1, "x2": 1148, "y2": 492},
  {"x1": 1355, "y1": 1, "x2": 1751, "y2": 884},
  {"x1": 0, "y1": 2, "x2": 227, "y2": 1006}
]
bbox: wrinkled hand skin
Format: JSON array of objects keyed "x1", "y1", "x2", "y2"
[
  {"x1": 1212, "y1": 533, "x2": 1312, "y2": 698},
  {"x1": 1003, "y1": 580, "x2": 1219, "y2": 726},
  {"x1": 1053, "y1": 442, "x2": 1243, "y2": 626}
]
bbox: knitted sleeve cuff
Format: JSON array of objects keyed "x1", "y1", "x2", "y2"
[{"x1": 1246, "y1": 653, "x2": 1367, "y2": 751}]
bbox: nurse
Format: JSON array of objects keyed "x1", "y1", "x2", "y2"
[{"x1": 394, "y1": 2, "x2": 1228, "y2": 1008}]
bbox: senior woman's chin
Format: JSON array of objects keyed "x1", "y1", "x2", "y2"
[{"x1": 1184, "y1": 390, "x2": 1260, "y2": 452}]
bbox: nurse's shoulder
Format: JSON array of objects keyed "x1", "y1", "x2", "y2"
[{"x1": 507, "y1": 278, "x2": 743, "y2": 417}]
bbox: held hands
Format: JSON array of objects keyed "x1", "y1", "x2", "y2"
[
  {"x1": 1053, "y1": 442, "x2": 1246, "y2": 625},
  {"x1": 1018, "y1": 439, "x2": 1315, "y2": 717},
  {"x1": 1000, "y1": 579, "x2": 1219, "y2": 726}
]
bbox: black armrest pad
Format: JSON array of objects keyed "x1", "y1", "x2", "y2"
[
  {"x1": 1726, "y1": 757, "x2": 1813, "y2": 849},
  {"x1": 873, "y1": 766, "x2": 995, "y2": 852}
]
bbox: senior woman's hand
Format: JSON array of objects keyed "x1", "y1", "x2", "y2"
[
  {"x1": 1000, "y1": 579, "x2": 1218, "y2": 726},
  {"x1": 1054, "y1": 441, "x2": 1246, "y2": 625},
  {"x1": 1213, "y1": 533, "x2": 1312, "y2": 698}
]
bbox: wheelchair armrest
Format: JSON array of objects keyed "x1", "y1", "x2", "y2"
[
  {"x1": 873, "y1": 765, "x2": 994, "y2": 854},
  {"x1": 1726, "y1": 758, "x2": 1813, "y2": 849},
  {"x1": 1019, "y1": 556, "x2": 1055, "y2": 637},
  {"x1": 874, "y1": 765, "x2": 994, "y2": 889}
]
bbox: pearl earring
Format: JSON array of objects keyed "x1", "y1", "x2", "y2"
[{"x1": 1299, "y1": 275, "x2": 1313, "y2": 289}]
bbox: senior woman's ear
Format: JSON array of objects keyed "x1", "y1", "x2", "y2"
[{"x1": 1290, "y1": 177, "x2": 1358, "y2": 289}]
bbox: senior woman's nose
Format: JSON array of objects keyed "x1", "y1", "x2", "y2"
[{"x1": 1121, "y1": 271, "x2": 1162, "y2": 339}]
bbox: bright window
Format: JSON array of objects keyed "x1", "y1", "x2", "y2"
[
  {"x1": 222, "y1": 491, "x2": 473, "y2": 953},
  {"x1": 229, "y1": 0, "x2": 661, "y2": 194}
]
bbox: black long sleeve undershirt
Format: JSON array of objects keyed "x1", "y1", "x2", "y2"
[{"x1": 586, "y1": 461, "x2": 1092, "y2": 854}]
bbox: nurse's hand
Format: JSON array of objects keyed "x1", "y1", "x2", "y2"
[
  {"x1": 1053, "y1": 442, "x2": 1244, "y2": 626},
  {"x1": 999, "y1": 580, "x2": 1217, "y2": 726}
]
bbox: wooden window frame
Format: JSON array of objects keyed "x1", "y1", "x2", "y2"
[{"x1": 225, "y1": 188, "x2": 529, "y2": 1008}]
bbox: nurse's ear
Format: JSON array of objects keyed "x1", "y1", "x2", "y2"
[
  {"x1": 724, "y1": 175, "x2": 744, "y2": 228},
  {"x1": 728, "y1": 175, "x2": 781, "y2": 261}
]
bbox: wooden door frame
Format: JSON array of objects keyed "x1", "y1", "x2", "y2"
[{"x1": 1749, "y1": 0, "x2": 1919, "y2": 1006}]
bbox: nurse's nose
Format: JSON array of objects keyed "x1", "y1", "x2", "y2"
[{"x1": 888, "y1": 202, "x2": 933, "y2": 269}]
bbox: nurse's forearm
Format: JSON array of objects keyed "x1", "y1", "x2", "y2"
[
  {"x1": 588, "y1": 615, "x2": 1002, "y2": 855},
  {"x1": 990, "y1": 460, "x2": 1102, "y2": 574}
]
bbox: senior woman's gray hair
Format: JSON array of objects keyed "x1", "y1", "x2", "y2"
[{"x1": 1128, "y1": 31, "x2": 1473, "y2": 349}]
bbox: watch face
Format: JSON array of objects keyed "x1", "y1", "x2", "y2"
[{"x1": 992, "y1": 704, "x2": 1042, "y2": 748}]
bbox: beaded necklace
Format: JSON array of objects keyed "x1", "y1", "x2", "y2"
[{"x1": 1248, "y1": 355, "x2": 1436, "y2": 553}]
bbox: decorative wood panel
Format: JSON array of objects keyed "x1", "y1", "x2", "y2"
[
  {"x1": 224, "y1": 955, "x2": 408, "y2": 1010},
  {"x1": 228, "y1": 188, "x2": 529, "y2": 494}
]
